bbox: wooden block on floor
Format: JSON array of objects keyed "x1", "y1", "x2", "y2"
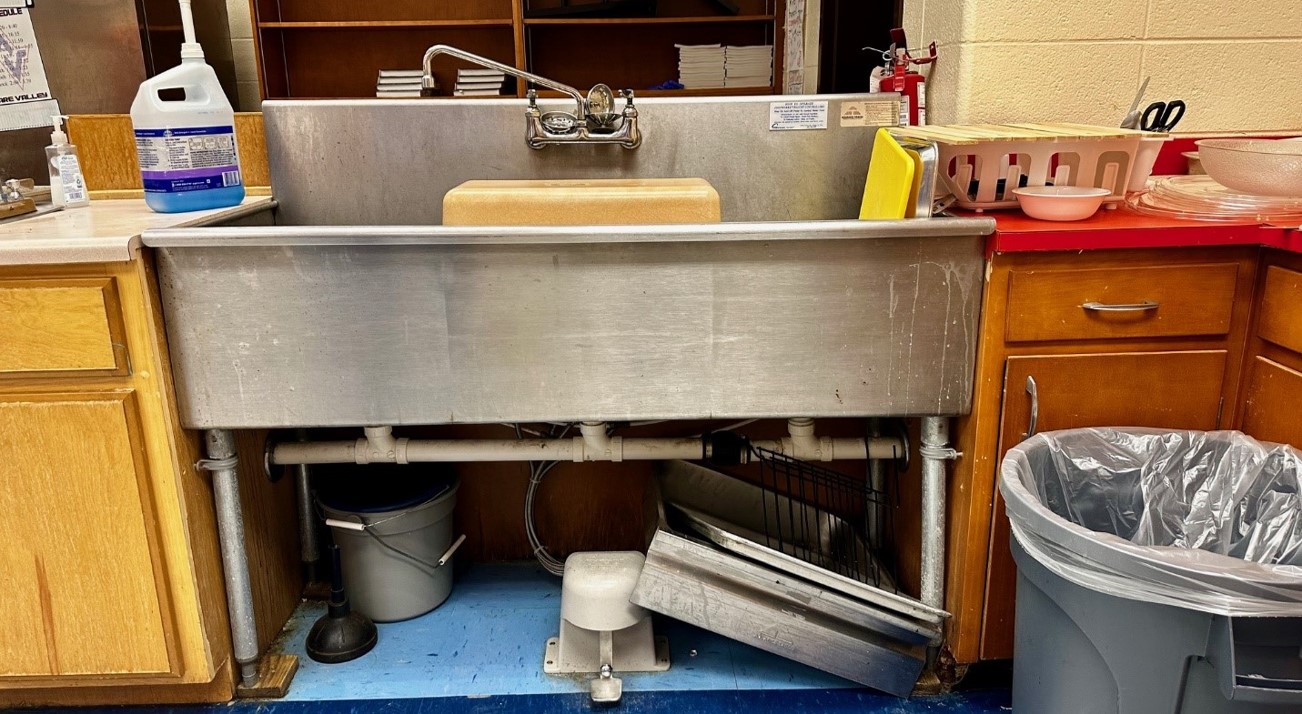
[
  {"x1": 236, "y1": 653, "x2": 299, "y2": 699},
  {"x1": 912, "y1": 668, "x2": 945, "y2": 696}
]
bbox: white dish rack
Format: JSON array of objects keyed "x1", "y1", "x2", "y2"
[{"x1": 891, "y1": 123, "x2": 1167, "y2": 212}]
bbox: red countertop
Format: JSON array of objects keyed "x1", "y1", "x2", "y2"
[
  {"x1": 966, "y1": 133, "x2": 1301, "y2": 256},
  {"x1": 973, "y1": 205, "x2": 1300, "y2": 255}
]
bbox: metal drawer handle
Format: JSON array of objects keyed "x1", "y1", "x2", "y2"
[
  {"x1": 1081, "y1": 300, "x2": 1160, "y2": 312},
  {"x1": 1022, "y1": 376, "x2": 1038, "y2": 441}
]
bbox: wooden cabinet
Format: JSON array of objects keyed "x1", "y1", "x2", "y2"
[
  {"x1": 944, "y1": 247, "x2": 1259, "y2": 667},
  {"x1": 251, "y1": 0, "x2": 785, "y2": 100},
  {"x1": 1239, "y1": 254, "x2": 1302, "y2": 448},
  {"x1": 0, "y1": 392, "x2": 174, "y2": 678},
  {"x1": 0, "y1": 278, "x2": 127, "y2": 377},
  {"x1": 980, "y1": 351, "x2": 1229, "y2": 659},
  {"x1": 0, "y1": 260, "x2": 300, "y2": 708}
]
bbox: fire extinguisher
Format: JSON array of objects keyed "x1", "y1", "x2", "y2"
[{"x1": 872, "y1": 28, "x2": 937, "y2": 126}]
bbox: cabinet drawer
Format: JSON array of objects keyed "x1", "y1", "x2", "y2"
[
  {"x1": 0, "y1": 278, "x2": 127, "y2": 377},
  {"x1": 1258, "y1": 266, "x2": 1302, "y2": 355},
  {"x1": 1005, "y1": 263, "x2": 1240, "y2": 342}
]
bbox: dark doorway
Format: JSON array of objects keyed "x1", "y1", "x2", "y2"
[{"x1": 817, "y1": 0, "x2": 902, "y2": 94}]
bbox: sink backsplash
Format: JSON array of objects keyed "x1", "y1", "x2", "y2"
[{"x1": 263, "y1": 94, "x2": 899, "y2": 225}]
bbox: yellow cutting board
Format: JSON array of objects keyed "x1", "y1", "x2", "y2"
[
  {"x1": 443, "y1": 178, "x2": 721, "y2": 226},
  {"x1": 859, "y1": 128, "x2": 916, "y2": 220}
]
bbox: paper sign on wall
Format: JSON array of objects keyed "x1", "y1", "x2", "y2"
[
  {"x1": 769, "y1": 100, "x2": 827, "y2": 131},
  {"x1": 0, "y1": 5, "x2": 61, "y2": 132}
]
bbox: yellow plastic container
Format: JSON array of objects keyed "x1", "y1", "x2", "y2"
[{"x1": 859, "y1": 129, "x2": 916, "y2": 221}]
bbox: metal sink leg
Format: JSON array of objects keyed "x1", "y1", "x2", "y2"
[
  {"x1": 919, "y1": 417, "x2": 959, "y2": 611},
  {"x1": 201, "y1": 429, "x2": 260, "y2": 686}
]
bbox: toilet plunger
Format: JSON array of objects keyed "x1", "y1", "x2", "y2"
[{"x1": 306, "y1": 543, "x2": 378, "y2": 663}]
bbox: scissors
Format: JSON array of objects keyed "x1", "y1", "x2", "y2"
[{"x1": 1141, "y1": 100, "x2": 1185, "y2": 132}]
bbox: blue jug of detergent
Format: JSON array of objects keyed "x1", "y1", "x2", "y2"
[{"x1": 130, "y1": 0, "x2": 244, "y2": 213}]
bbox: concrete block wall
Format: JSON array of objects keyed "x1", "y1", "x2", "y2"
[
  {"x1": 904, "y1": 0, "x2": 1302, "y2": 133},
  {"x1": 226, "y1": 0, "x2": 260, "y2": 111}
]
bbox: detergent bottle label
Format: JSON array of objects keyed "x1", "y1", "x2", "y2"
[{"x1": 134, "y1": 125, "x2": 241, "y2": 193}]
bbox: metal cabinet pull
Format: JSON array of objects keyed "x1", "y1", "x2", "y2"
[
  {"x1": 1081, "y1": 300, "x2": 1160, "y2": 312},
  {"x1": 1022, "y1": 376, "x2": 1038, "y2": 440}
]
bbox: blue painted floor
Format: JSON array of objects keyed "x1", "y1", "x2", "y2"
[{"x1": 29, "y1": 564, "x2": 1010, "y2": 714}]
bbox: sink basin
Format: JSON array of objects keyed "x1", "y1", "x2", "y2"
[{"x1": 140, "y1": 94, "x2": 995, "y2": 430}]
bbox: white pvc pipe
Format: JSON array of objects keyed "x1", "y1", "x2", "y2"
[{"x1": 272, "y1": 425, "x2": 905, "y2": 466}]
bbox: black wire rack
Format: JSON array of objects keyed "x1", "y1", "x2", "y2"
[{"x1": 751, "y1": 445, "x2": 897, "y2": 589}]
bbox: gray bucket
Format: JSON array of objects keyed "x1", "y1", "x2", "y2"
[{"x1": 320, "y1": 479, "x2": 460, "y2": 622}]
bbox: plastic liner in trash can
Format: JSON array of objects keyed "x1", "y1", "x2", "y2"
[
  {"x1": 1001, "y1": 429, "x2": 1302, "y2": 615},
  {"x1": 1000, "y1": 429, "x2": 1302, "y2": 714}
]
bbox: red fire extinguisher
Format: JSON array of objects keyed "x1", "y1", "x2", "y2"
[{"x1": 874, "y1": 28, "x2": 937, "y2": 126}]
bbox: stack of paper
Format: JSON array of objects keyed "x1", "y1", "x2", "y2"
[
  {"x1": 724, "y1": 45, "x2": 773, "y2": 88},
  {"x1": 455, "y1": 68, "x2": 506, "y2": 97},
  {"x1": 676, "y1": 44, "x2": 726, "y2": 89},
  {"x1": 376, "y1": 70, "x2": 423, "y2": 98}
]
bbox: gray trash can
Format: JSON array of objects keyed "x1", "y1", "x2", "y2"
[{"x1": 1000, "y1": 429, "x2": 1302, "y2": 714}]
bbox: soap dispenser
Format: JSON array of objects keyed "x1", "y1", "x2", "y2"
[{"x1": 47, "y1": 115, "x2": 89, "y2": 209}]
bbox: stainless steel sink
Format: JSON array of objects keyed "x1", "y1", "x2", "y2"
[
  {"x1": 141, "y1": 94, "x2": 994, "y2": 430},
  {"x1": 142, "y1": 92, "x2": 995, "y2": 695}
]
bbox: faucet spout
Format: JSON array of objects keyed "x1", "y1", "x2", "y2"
[
  {"x1": 421, "y1": 44, "x2": 641, "y2": 150},
  {"x1": 422, "y1": 44, "x2": 586, "y2": 119}
]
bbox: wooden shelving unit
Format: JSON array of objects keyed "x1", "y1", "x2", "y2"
[
  {"x1": 522, "y1": 14, "x2": 775, "y2": 24},
  {"x1": 250, "y1": 0, "x2": 784, "y2": 100}
]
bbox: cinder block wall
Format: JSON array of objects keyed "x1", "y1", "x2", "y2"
[
  {"x1": 904, "y1": 0, "x2": 1302, "y2": 133},
  {"x1": 227, "y1": 0, "x2": 260, "y2": 110}
]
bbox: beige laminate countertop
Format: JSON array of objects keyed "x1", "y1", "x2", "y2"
[{"x1": 0, "y1": 197, "x2": 275, "y2": 267}]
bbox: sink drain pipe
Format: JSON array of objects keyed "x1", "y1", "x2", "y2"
[{"x1": 270, "y1": 421, "x2": 905, "y2": 467}]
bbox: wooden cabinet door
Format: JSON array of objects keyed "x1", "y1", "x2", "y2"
[
  {"x1": 979, "y1": 351, "x2": 1228, "y2": 660},
  {"x1": 0, "y1": 392, "x2": 176, "y2": 679},
  {"x1": 1240, "y1": 356, "x2": 1302, "y2": 448}
]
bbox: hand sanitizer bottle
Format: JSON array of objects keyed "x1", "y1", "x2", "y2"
[
  {"x1": 130, "y1": 0, "x2": 244, "y2": 213},
  {"x1": 47, "y1": 115, "x2": 89, "y2": 209}
]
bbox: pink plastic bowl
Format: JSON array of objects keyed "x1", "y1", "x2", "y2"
[{"x1": 1012, "y1": 186, "x2": 1111, "y2": 221}]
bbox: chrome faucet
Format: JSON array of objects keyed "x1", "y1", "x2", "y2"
[{"x1": 421, "y1": 44, "x2": 641, "y2": 150}]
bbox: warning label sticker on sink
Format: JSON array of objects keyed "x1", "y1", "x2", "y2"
[
  {"x1": 839, "y1": 100, "x2": 898, "y2": 127},
  {"x1": 769, "y1": 100, "x2": 828, "y2": 131}
]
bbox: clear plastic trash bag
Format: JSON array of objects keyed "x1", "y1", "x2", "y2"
[{"x1": 1000, "y1": 429, "x2": 1302, "y2": 616}]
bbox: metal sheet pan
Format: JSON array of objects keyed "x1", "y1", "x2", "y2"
[
  {"x1": 657, "y1": 461, "x2": 947, "y2": 626},
  {"x1": 634, "y1": 529, "x2": 932, "y2": 695}
]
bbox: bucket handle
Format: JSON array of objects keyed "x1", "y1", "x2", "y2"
[{"x1": 326, "y1": 517, "x2": 466, "y2": 571}]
